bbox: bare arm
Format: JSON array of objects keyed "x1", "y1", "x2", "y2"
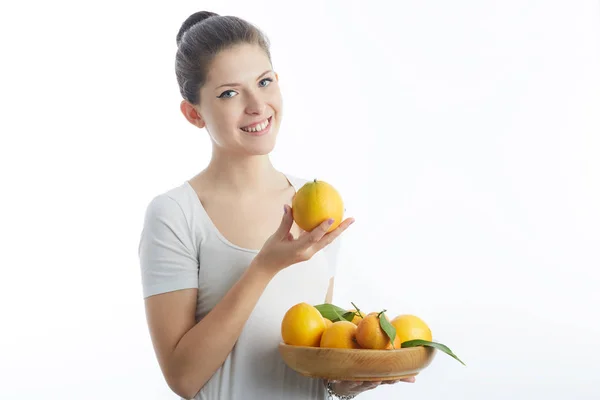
[{"x1": 144, "y1": 260, "x2": 275, "y2": 399}]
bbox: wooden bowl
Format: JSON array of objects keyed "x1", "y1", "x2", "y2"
[{"x1": 278, "y1": 343, "x2": 436, "y2": 382}]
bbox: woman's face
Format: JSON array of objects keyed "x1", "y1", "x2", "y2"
[{"x1": 196, "y1": 43, "x2": 283, "y2": 156}]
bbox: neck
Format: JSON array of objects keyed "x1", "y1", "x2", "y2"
[{"x1": 204, "y1": 150, "x2": 284, "y2": 194}]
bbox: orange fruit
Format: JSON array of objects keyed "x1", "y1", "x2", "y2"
[
  {"x1": 281, "y1": 302, "x2": 327, "y2": 347},
  {"x1": 390, "y1": 334, "x2": 401, "y2": 349},
  {"x1": 320, "y1": 321, "x2": 361, "y2": 349},
  {"x1": 355, "y1": 312, "x2": 400, "y2": 350},
  {"x1": 323, "y1": 317, "x2": 334, "y2": 329},
  {"x1": 391, "y1": 315, "x2": 432, "y2": 345},
  {"x1": 292, "y1": 179, "x2": 344, "y2": 233}
]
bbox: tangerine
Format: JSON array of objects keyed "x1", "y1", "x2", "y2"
[
  {"x1": 292, "y1": 179, "x2": 344, "y2": 233},
  {"x1": 320, "y1": 321, "x2": 360, "y2": 349},
  {"x1": 281, "y1": 303, "x2": 327, "y2": 347},
  {"x1": 391, "y1": 314, "x2": 432, "y2": 344},
  {"x1": 355, "y1": 312, "x2": 400, "y2": 350}
]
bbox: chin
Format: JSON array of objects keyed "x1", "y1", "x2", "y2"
[
  {"x1": 245, "y1": 136, "x2": 277, "y2": 155},
  {"x1": 242, "y1": 123, "x2": 280, "y2": 155}
]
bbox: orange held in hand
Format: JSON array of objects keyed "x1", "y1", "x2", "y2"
[
  {"x1": 292, "y1": 179, "x2": 344, "y2": 233},
  {"x1": 281, "y1": 302, "x2": 327, "y2": 347}
]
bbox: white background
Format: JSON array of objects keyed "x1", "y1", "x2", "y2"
[{"x1": 1, "y1": 1, "x2": 599, "y2": 399}]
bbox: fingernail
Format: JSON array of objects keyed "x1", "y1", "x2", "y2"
[
  {"x1": 327, "y1": 218, "x2": 334, "y2": 225},
  {"x1": 283, "y1": 205, "x2": 287, "y2": 214}
]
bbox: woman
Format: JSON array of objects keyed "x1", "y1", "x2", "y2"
[{"x1": 138, "y1": 11, "x2": 413, "y2": 399}]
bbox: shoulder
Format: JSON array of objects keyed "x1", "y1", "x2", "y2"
[
  {"x1": 139, "y1": 182, "x2": 201, "y2": 259},
  {"x1": 143, "y1": 182, "x2": 196, "y2": 227}
]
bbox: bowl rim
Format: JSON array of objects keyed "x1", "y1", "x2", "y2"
[{"x1": 278, "y1": 342, "x2": 435, "y2": 354}]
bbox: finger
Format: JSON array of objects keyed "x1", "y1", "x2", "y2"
[
  {"x1": 297, "y1": 218, "x2": 335, "y2": 248},
  {"x1": 275, "y1": 204, "x2": 294, "y2": 240},
  {"x1": 400, "y1": 377, "x2": 416, "y2": 383},
  {"x1": 298, "y1": 229, "x2": 309, "y2": 239},
  {"x1": 298, "y1": 216, "x2": 353, "y2": 239},
  {"x1": 358, "y1": 381, "x2": 381, "y2": 391},
  {"x1": 309, "y1": 217, "x2": 355, "y2": 252},
  {"x1": 338, "y1": 381, "x2": 361, "y2": 390}
]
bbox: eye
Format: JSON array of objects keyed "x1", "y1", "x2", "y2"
[
  {"x1": 259, "y1": 78, "x2": 273, "y2": 87},
  {"x1": 217, "y1": 90, "x2": 237, "y2": 99}
]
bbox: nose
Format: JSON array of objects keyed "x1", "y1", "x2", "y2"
[{"x1": 244, "y1": 91, "x2": 266, "y2": 115}]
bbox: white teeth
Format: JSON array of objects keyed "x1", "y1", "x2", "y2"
[{"x1": 242, "y1": 118, "x2": 269, "y2": 132}]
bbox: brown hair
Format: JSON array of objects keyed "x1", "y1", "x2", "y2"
[{"x1": 175, "y1": 11, "x2": 272, "y2": 105}]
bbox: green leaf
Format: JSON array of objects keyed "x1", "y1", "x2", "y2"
[
  {"x1": 350, "y1": 302, "x2": 364, "y2": 318},
  {"x1": 401, "y1": 339, "x2": 466, "y2": 366},
  {"x1": 314, "y1": 303, "x2": 354, "y2": 322},
  {"x1": 378, "y1": 311, "x2": 397, "y2": 349},
  {"x1": 341, "y1": 311, "x2": 355, "y2": 322}
]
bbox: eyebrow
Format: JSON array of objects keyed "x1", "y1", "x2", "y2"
[{"x1": 215, "y1": 70, "x2": 273, "y2": 90}]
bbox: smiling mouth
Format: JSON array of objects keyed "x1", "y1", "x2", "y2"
[{"x1": 240, "y1": 116, "x2": 272, "y2": 134}]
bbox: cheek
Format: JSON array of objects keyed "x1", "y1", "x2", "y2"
[
  {"x1": 205, "y1": 106, "x2": 234, "y2": 134},
  {"x1": 270, "y1": 90, "x2": 283, "y2": 113}
]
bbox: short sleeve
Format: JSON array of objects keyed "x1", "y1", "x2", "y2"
[{"x1": 138, "y1": 194, "x2": 199, "y2": 298}]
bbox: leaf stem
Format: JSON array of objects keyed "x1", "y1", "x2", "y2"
[{"x1": 350, "y1": 301, "x2": 363, "y2": 318}]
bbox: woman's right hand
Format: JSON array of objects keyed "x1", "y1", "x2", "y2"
[{"x1": 253, "y1": 204, "x2": 355, "y2": 275}]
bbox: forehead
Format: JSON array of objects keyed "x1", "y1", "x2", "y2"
[{"x1": 205, "y1": 43, "x2": 272, "y2": 87}]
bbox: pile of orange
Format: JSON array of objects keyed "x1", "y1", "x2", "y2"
[{"x1": 281, "y1": 302, "x2": 433, "y2": 350}]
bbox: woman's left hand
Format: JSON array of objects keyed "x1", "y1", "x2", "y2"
[{"x1": 327, "y1": 376, "x2": 415, "y2": 397}]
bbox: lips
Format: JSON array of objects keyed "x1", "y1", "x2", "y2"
[{"x1": 240, "y1": 116, "x2": 272, "y2": 134}]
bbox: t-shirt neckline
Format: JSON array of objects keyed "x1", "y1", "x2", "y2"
[{"x1": 184, "y1": 172, "x2": 300, "y2": 254}]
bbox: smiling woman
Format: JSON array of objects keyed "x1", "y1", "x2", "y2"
[
  {"x1": 138, "y1": 10, "x2": 369, "y2": 400},
  {"x1": 175, "y1": 20, "x2": 280, "y2": 155}
]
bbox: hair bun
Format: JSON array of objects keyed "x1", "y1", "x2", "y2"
[{"x1": 176, "y1": 11, "x2": 219, "y2": 46}]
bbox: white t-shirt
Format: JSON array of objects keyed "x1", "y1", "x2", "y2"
[{"x1": 138, "y1": 173, "x2": 340, "y2": 400}]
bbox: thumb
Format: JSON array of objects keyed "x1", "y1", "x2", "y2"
[{"x1": 275, "y1": 204, "x2": 294, "y2": 240}]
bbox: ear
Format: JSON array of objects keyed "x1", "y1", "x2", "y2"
[{"x1": 180, "y1": 100, "x2": 206, "y2": 128}]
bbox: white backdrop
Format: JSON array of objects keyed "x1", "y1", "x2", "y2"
[{"x1": 1, "y1": 1, "x2": 599, "y2": 399}]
